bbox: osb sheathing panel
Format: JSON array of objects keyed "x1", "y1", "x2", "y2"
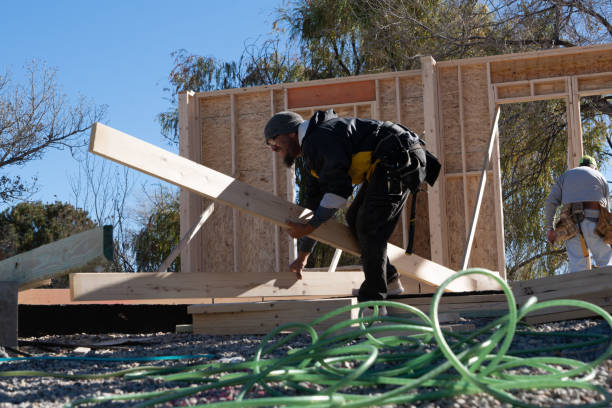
[
  {"x1": 377, "y1": 79, "x2": 398, "y2": 121},
  {"x1": 489, "y1": 50, "x2": 612, "y2": 84},
  {"x1": 439, "y1": 66, "x2": 462, "y2": 174},
  {"x1": 462, "y1": 64, "x2": 494, "y2": 173},
  {"x1": 445, "y1": 178, "x2": 467, "y2": 269},
  {"x1": 439, "y1": 63, "x2": 499, "y2": 270},
  {"x1": 398, "y1": 76, "x2": 424, "y2": 133},
  {"x1": 235, "y1": 93, "x2": 277, "y2": 273},
  {"x1": 465, "y1": 175, "x2": 498, "y2": 270},
  {"x1": 200, "y1": 96, "x2": 234, "y2": 273},
  {"x1": 356, "y1": 104, "x2": 373, "y2": 119}
]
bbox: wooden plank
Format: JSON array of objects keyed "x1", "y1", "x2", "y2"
[
  {"x1": 283, "y1": 81, "x2": 375, "y2": 109},
  {"x1": 270, "y1": 89, "x2": 280, "y2": 273},
  {"x1": 396, "y1": 76, "x2": 409, "y2": 248},
  {"x1": 0, "y1": 227, "x2": 112, "y2": 290},
  {"x1": 487, "y1": 63, "x2": 506, "y2": 278},
  {"x1": 327, "y1": 248, "x2": 342, "y2": 273},
  {"x1": 284, "y1": 89, "x2": 297, "y2": 263},
  {"x1": 421, "y1": 56, "x2": 447, "y2": 266},
  {"x1": 189, "y1": 298, "x2": 358, "y2": 335},
  {"x1": 457, "y1": 65, "x2": 470, "y2": 238},
  {"x1": 510, "y1": 267, "x2": 612, "y2": 301},
  {"x1": 567, "y1": 76, "x2": 584, "y2": 168},
  {"x1": 158, "y1": 203, "x2": 214, "y2": 272},
  {"x1": 90, "y1": 123, "x2": 502, "y2": 292},
  {"x1": 70, "y1": 271, "x2": 367, "y2": 300},
  {"x1": 18, "y1": 288, "x2": 219, "y2": 305},
  {"x1": 178, "y1": 91, "x2": 203, "y2": 273},
  {"x1": 230, "y1": 94, "x2": 239, "y2": 273}
]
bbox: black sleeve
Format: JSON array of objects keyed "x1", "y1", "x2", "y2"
[
  {"x1": 301, "y1": 167, "x2": 324, "y2": 211},
  {"x1": 311, "y1": 133, "x2": 354, "y2": 199}
]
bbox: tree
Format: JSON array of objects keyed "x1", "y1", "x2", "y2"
[
  {"x1": 69, "y1": 150, "x2": 135, "y2": 272},
  {"x1": 158, "y1": 38, "x2": 306, "y2": 145},
  {"x1": 132, "y1": 187, "x2": 180, "y2": 272},
  {"x1": 0, "y1": 61, "x2": 106, "y2": 204},
  {"x1": 0, "y1": 201, "x2": 98, "y2": 286}
]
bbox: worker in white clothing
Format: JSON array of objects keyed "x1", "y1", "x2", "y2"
[{"x1": 544, "y1": 155, "x2": 612, "y2": 272}]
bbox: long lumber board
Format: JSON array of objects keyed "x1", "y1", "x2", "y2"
[
  {"x1": 394, "y1": 267, "x2": 612, "y2": 323},
  {"x1": 188, "y1": 298, "x2": 358, "y2": 335},
  {"x1": 70, "y1": 271, "x2": 366, "y2": 300},
  {"x1": 89, "y1": 122, "x2": 501, "y2": 292},
  {"x1": 0, "y1": 226, "x2": 113, "y2": 290}
]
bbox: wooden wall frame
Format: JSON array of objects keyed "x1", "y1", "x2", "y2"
[{"x1": 180, "y1": 44, "x2": 612, "y2": 288}]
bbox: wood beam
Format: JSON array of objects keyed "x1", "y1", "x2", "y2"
[
  {"x1": 89, "y1": 123, "x2": 502, "y2": 292},
  {"x1": 178, "y1": 91, "x2": 203, "y2": 273},
  {"x1": 189, "y1": 298, "x2": 357, "y2": 335},
  {"x1": 487, "y1": 62, "x2": 507, "y2": 278},
  {"x1": 0, "y1": 227, "x2": 112, "y2": 290},
  {"x1": 70, "y1": 271, "x2": 367, "y2": 300},
  {"x1": 421, "y1": 56, "x2": 447, "y2": 266}
]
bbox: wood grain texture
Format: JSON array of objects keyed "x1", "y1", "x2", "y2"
[
  {"x1": 70, "y1": 271, "x2": 366, "y2": 300},
  {"x1": 0, "y1": 227, "x2": 111, "y2": 290},
  {"x1": 190, "y1": 298, "x2": 358, "y2": 335},
  {"x1": 90, "y1": 123, "x2": 502, "y2": 292}
]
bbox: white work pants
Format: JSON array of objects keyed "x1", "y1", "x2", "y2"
[{"x1": 565, "y1": 218, "x2": 612, "y2": 272}]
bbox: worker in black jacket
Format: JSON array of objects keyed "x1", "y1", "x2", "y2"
[{"x1": 264, "y1": 109, "x2": 433, "y2": 307}]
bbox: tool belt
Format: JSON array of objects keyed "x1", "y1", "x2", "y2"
[
  {"x1": 554, "y1": 202, "x2": 612, "y2": 245},
  {"x1": 553, "y1": 203, "x2": 582, "y2": 242},
  {"x1": 595, "y1": 204, "x2": 612, "y2": 244}
]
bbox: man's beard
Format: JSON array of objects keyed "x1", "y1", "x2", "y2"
[{"x1": 284, "y1": 154, "x2": 296, "y2": 168}]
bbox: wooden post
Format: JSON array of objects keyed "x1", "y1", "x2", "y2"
[
  {"x1": 420, "y1": 56, "x2": 447, "y2": 265},
  {"x1": 230, "y1": 94, "x2": 239, "y2": 273},
  {"x1": 0, "y1": 282, "x2": 17, "y2": 347},
  {"x1": 461, "y1": 106, "x2": 501, "y2": 271},
  {"x1": 396, "y1": 76, "x2": 408, "y2": 248},
  {"x1": 178, "y1": 91, "x2": 203, "y2": 273},
  {"x1": 284, "y1": 88, "x2": 297, "y2": 263},
  {"x1": 457, "y1": 65, "x2": 470, "y2": 238},
  {"x1": 567, "y1": 77, "x2": 584, "y2": 168},
  {"x1": 270, "y1": 90, "x2": 280, "y2": 272},
  {"x1": 487, "y1": 63, "x2": 507, "y2": 278},
  {"x1": 327, "y1": 248, "x2": 342, "y2": 273}
]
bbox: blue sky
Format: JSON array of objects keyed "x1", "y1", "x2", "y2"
[{"x1": 1, "y1": 0, "x2": 283, "y2": 210}]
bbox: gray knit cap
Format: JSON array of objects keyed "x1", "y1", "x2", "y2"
[{"x1": 264, "y1": 111, "x2": 304, "y2": 142}]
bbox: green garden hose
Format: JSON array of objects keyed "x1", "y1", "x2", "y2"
[{"x1": 0, "y1": 268, "x2": 610, "y2": 407}]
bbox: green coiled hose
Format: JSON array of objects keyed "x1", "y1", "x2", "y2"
[{"x1": 0, "y1": 268, "x2": 610, "y2": 408}]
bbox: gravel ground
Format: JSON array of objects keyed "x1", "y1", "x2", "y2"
[{"x1": 1, "y1": 316, "x2": 611, "y2": 408}]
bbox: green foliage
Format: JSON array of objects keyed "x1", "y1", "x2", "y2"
[
  {"x1": 500, "y1": 100, "x2": 611, "y2": 280},
  {"x1": 0, "y1": 201, "x2": 97, "y2": 287},
  {"x1": 132, "y1": 190, "x2": 180, "y2": 272}
]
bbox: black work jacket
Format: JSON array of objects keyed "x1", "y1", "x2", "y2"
[{"x1": 300, "y1": 110, "x2": 386, "y2": 211}]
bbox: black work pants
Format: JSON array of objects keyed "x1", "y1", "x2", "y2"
[{"x1": 345, "y1": 165, "x2": 410, "y2": 302}]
